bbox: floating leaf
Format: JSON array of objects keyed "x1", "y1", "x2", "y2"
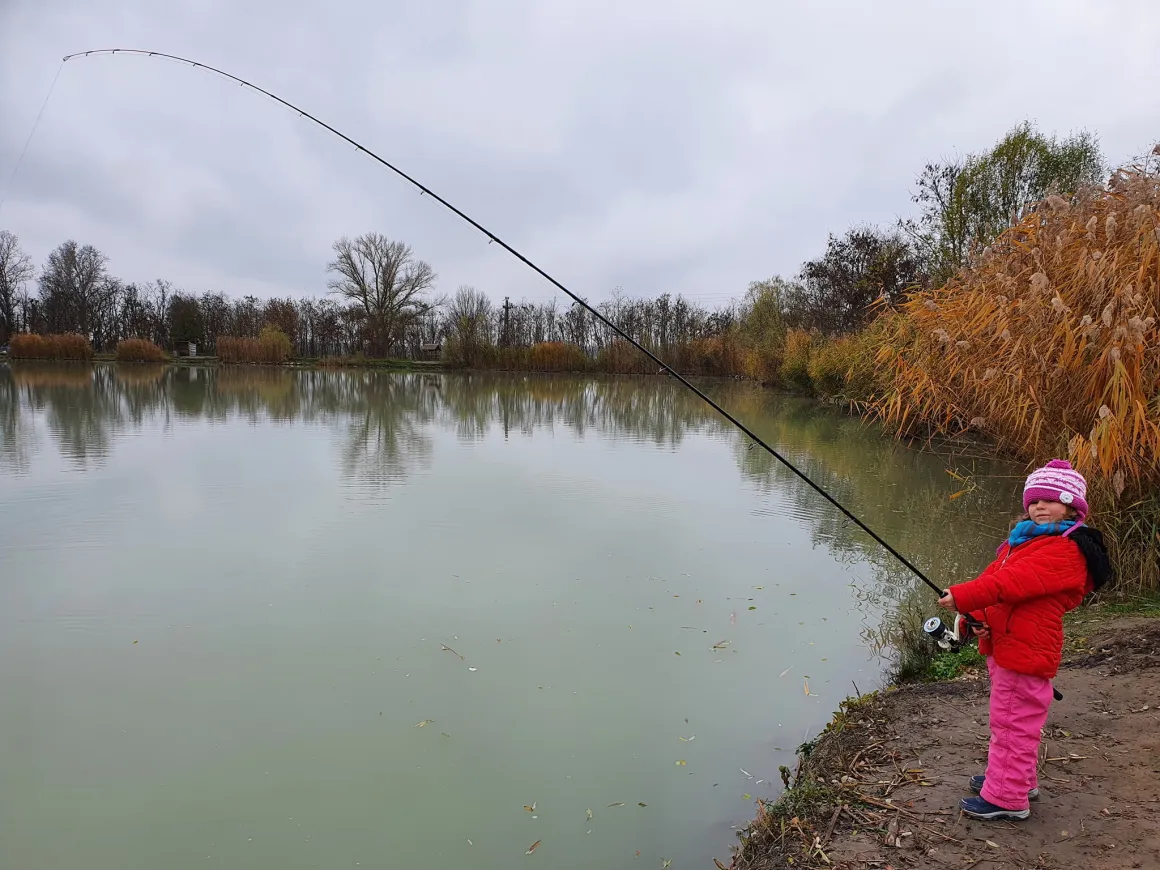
[
  {"x1": 608, "y1": 802, "x2": 625, "y2": 807},
  {"x1": 715, "y1": 860, "x2": 729, "y2": 870},
  {"x1": 678, "y1": 735, "x2": 695, "y2": 742},
  {"x1": 779, "y1": 666, "x2": 793, "y2": 678},
  {"x1": 662, "y1": 861, "x2": 672, "y2": 868},
  {"x1": 638, "y1": 802, "x2": 647, "y2": 807},
  {"x1": 414, "y1": 719, "x2": 433, "y2": 728},
  {"x1": 676, "y1": 760, "x2": 687, "y2": 766},
  {"x1": 748, "y1": 606, "x2": 757, "y2": 611},
  {"x1": 526, "y1": 839, "x2": 541, "y2": 854},
  {"x1": 586, "y1": 808, "x2": 593, "y2": 821},
  {"x1": 132, "y1": 640, "x2": 138, "y2": 644},
  {"x1": 524, "y1": 802, "x2": 536, "y2": 812},
  {"x1": 674, "y1": 651, "x2": 681, "y2": 656},
  {"x1": 742, "y1": 793, "x2": 752, "y2": 800},
  {"x1": 712, "y1": 640, "x2": 730, "y2": 650}
]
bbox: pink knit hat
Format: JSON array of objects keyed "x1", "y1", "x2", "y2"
[{"x1": 1023, "y1": 459, "x2": 1088, "y2": 523}]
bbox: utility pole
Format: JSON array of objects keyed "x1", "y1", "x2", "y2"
[{"x1": 502, "y1": 296, "x2": 511, "y2": 348}]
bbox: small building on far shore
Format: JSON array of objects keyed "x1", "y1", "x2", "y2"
[{"x1": 173, "y1": 340, "x2": 198, "y2": 357}]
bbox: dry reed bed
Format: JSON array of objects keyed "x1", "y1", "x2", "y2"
[
  {"x1": 8, "y1": 333, "x2": 94, "y2": 360},
  {"x1": 115, "y1": 338, "x2": 166, "y2": 362},
  {"x1": 867, "y1": 166, "x2": 1160, "y2": 587},
  {"x1": 216, "y1": 327, "x2": 293, "y2": 364}
]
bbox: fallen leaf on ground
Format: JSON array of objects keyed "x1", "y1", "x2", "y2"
[
  {"x1": 526, "y1": 839, "x2": 541, "y2": 854},
  {"x1": 985, "y1": 840, "x2": 999, "y2": 849}
]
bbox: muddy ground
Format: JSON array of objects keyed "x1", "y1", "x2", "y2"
[{"x1": 726, "y1": 616, "x2": 1160, "y2": 870}]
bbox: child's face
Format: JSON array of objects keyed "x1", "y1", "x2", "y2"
[{"x1": 1028, "y1": 498, "x2": 1070, "y2": 525}]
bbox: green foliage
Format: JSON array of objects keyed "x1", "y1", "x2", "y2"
[{"x1": 904, "y1": 120, "x2": 1105, "y2": 284}]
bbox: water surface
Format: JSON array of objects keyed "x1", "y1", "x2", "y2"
[{"x1": 0, "y1": 364, "x2": 1019, "y2": 869}]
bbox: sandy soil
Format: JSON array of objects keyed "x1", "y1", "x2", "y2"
[{"x1": 728, "y1": 616, "x2": 1160, "y2": 870}]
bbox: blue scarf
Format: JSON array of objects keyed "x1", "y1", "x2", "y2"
[{"x1": 1007, "y1": 519, "x2": 1076, "y2": 549}]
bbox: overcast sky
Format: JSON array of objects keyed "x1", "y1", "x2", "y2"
[{"x1": 1, "y1": 0, "x2": 1158, "y2": 309}]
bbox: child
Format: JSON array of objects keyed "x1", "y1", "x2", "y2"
[{"x1": 937, "y1": 458, "x2": 1112, "y2": 821}]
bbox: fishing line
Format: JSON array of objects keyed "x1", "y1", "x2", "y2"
[
  {"x1": 57, "y1": 48, "x2": 945, "y2": 596},
  {"x1": 0, "y1": 59, "x2": 64, "y2": 215}
]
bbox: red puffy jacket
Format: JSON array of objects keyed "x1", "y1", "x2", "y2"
[{"x1": 949, "y1": 534, "x2": 1092, "y2": 679}]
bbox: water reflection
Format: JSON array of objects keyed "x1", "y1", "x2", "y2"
[{"x1": 1, "y1": 361, "x2": 1019, "y2": 632}]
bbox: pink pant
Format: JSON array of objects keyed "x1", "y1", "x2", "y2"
[{"x1": 981, "y1": 656, "x2": 1055, "y2": 810}]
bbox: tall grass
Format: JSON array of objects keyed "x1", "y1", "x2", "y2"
[
  {"x1": 868, "y1": 164, "x2": 1160, "y2": 589},
  {"x1": 9, "y1": 332, "x2": 94, "y2": 360},
  {"x1": 115, "y1": 338, "x2": 166, "y2": 363},
  {"x1": 217, "y1": 326, "x2": 293, "y2": 364}
]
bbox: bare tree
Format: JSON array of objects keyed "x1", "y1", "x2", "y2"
[
  {"x1": 0, "y1": 230, "x2": 35, "y2": 344},
  {"x1": 443, "y1": 285, "x2": 493, "y2": 366},
  {"x1": 38, "y1": 240, "x2": 120, "y2": 345},
  {"x1": 326, "y1": 232, "x2": 437, "y2": 356}
]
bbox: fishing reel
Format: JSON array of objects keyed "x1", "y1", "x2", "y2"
[{"x1": 923, "y1": 613, "x2": 973, "y2": 652}]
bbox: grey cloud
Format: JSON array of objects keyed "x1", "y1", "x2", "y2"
[{"x1": 2, "y1": 0, "x2": 1158, "y2": 308}]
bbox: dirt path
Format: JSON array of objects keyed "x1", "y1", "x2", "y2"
[{"x1": 728, "y1": 616, "x2": 1160, "y2": 870}]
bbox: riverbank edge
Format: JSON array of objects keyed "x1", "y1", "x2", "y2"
[{"x1": 718, "y1": 600, "x2": 1160, "y2": 870}]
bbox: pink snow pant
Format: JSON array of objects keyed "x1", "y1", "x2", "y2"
[{"x1": 981, "y1": 656, "x2": 1054, "y2": 810}]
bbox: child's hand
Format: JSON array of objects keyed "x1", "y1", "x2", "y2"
[
  {"x1": 937, "y1": 590, "x2": 955, "y2": 609},
  {"x1": 971, "y1": 623, "x2": 991, "y2": 640}
]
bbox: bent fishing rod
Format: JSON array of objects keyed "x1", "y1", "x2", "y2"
[{"x1": 58, "y1": 48, "x2": 946, "y2": 598}]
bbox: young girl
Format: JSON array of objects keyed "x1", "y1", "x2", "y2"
[{"x1": 937, "y1": 458, "x2": 1112, "y2": 821}]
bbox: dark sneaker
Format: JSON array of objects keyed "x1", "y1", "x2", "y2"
[
  {"x1": 969, "y1": 775, "x2": 1039, "y2": 800},
  {"x1": 959, "y1": 795, "x2": 1030, "y2": 821}
]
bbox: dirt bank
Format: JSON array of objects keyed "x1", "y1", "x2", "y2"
[{"x1": 725, "y1": 614, "x2": 1160, "y2": 870}]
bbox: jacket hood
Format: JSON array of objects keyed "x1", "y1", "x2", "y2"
[{"x1": 1070, "y1": 525, "x2": 1114, "y2": 591}]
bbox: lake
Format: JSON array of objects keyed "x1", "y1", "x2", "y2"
[{"x1": 0, "y1": 364, "x2": 1020, "y2": 869}]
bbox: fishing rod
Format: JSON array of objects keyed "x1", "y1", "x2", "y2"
[{"x1": 58, "y1": 48, "x2": 946, "y2": 599}]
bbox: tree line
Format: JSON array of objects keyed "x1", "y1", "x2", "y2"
[{"x1": 0, "y1": 120, "x2": 1106, "y2": 361}]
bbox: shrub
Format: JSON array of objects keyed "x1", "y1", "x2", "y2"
[
  {"x1": 257, "y1": 325, "x2": 292, "y2": 363},
  {"x1": 115, "y1": 338, "x2": 166, "y2": 362},
  {"x1": 9, "y1": 332, "x2": 94, "y2": 360}
]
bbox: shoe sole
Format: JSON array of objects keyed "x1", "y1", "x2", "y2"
[
  {"x1": 960, "y1": 804, "x2": 1031, "y2": 821},
  {"x1": 969, "y1": 778, "x2": 1039, "y2": 801}
]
